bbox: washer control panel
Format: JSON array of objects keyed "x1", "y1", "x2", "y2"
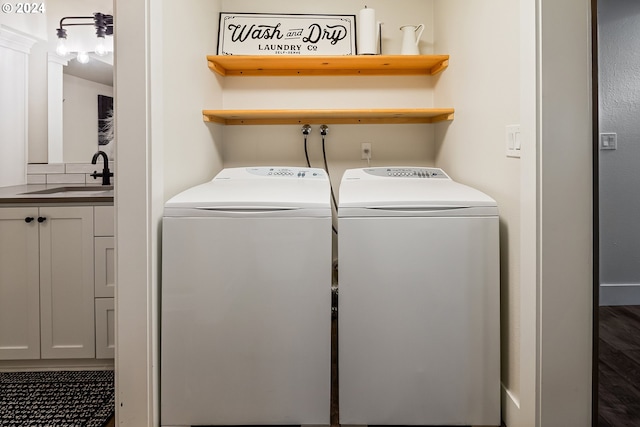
[
  {"x1": 246, "y1": 167, "x2": 326, "y2": 179},
  {"x1": 363, "y1": 167, "x2": 449, "y2": 179}
]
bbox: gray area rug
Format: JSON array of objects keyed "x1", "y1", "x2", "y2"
[{"x1": 0, "y1": 370, "x2": 114, "y2": 427}]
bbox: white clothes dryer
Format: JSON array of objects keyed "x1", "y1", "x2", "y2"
[
  {"x1": 161, "y1": 167, "x2": 332, "y2": 427},
  {"x1": 338, "y1": 167, "x2": 500, "y2": 426}
]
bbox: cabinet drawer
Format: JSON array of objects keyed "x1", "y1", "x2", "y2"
[
  {"x1": 95, "y1": 298, "x2": 115, "y2": 359},
  {"x1": 94, "y1": 206, "x2": 114, "y2": 237}
]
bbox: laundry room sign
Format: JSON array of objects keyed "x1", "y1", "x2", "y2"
[{"x1": 217, "y1": 13, "x2": 356, "y2": 55}]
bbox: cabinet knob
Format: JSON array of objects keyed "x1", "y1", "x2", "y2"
[
  {"x1": 37, "y1": 216, "x2": 47, "y2": 223},
  {"x1": 25, "y1": 217, "x2": 34, "y2": 223}
]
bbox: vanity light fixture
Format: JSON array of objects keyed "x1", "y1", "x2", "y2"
[
  {"x1": 55, "y1": 13, "x2": 114, "y2": 61},
  {"x1": 76, "y1": 51, "x2": 90, "y2": 64},
  {"x1": 94, "y1": 37, "x2": 108, "y2": 56}
]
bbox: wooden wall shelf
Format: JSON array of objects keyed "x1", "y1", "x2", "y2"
[
  {"x1": 204, "y1": 54, "x2": 453, "y2": 126},
  {"x1": 202, "y1": 109, "x2": 455, "y2": 125},
  {"x1": 207, "y1": 55, "x2": 450, "y2": 77}
]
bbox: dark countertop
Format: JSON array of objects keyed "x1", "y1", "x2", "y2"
[{"x1": 0, "y1": 184, "x2": 114, "y2": 205}]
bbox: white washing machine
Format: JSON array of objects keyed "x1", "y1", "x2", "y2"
[
  {"x1": 338, "y1": 167, "x2": 500, "y2": 426},
  {"x1": 161, "y1": 167, "x2": 331, "y2": 427}
]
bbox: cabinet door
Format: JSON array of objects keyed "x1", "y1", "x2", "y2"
[
  {"x1": 39, "y1": 206, "x2": 95, "y2": 359},
  {"x1": 95, "y1": 237, "x2": 115, "y2": 298},
  {"x1": 0, "y1": 208, "x2": 40, "y2": 360},
  {"x1": 95, "y1": 297, "x2": 115, "y2": 359}
]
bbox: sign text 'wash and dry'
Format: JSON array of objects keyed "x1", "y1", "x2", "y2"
[{"x1": 218, "y1": 13, "x2": 356, "y2": 56}]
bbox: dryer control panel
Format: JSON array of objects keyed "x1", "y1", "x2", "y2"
[
  {"x1": 363, "y1": 167, "x2": 449, "y2": 179},
  {"x1": 246, "y1": 167, "x2": 327, "y2": 179}
]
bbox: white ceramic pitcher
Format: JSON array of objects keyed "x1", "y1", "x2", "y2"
[{"x1": 400, "y1": 24, "x2": 424, "y2": 55}]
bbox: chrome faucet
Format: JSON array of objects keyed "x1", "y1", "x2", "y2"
[{"x1": 91, "y1": 150, "x2": 113, "y2": 186}]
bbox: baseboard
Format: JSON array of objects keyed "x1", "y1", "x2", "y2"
[
  {"x1": 501, "y1": 382, "x2": 519, "y2": 427},
  {"x1": 600, "y1": 283, "x2": 640, "y2": 306},
  {"x1": 0, "y1": 358, "x2": 114, "y2": 372}
]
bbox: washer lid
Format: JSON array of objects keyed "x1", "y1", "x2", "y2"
[
  {"x1": 338, "y1": 167, "x2": 497, "y2": 217},
  {"x1": 164, "y1": 167, "x2": 331, "y2": 217}
]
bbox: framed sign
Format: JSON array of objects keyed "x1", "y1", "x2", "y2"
[{"x1": 218, "y1": 13, "x2": 356, "y2": 56}]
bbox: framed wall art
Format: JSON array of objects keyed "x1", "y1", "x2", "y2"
[{"x1": 218, "y1": 12, "x2": 356, "y2": 55}]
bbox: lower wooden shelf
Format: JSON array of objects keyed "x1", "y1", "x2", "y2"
[{"x1": 202, "y1": 108, "x2": 455, "y2": 125}]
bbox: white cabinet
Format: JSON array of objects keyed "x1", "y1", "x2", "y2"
[
  {"x1": 94, "y1": 205, "x2": 115, "y2": 359},
  {"x1": 0, "y1": 206, "x2": 96, "y2": 360},
  {"x1": 39, "y1": 206, "x2": 95, "y2": 359},
  {"x1": 0, "y1": 208, "x2": 40, "y2": 359}
]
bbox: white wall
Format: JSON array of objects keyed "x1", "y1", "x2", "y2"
[
  {"x1": 0, "y1": 9, "x2": 45, "y2": 181},
  {"x1": 432, "y1": 0, "x2": 522, "y2": 420},
  {"x1": 62, "y1": 74, "x2": 113, "y2": 163},
  {"x1": 598, "y1": 0, "x2": 640, "y2": 305},
  {"x1": 162, "y1": 0, "x2": 224, "y2": 200},
  {"x1": 0, "y1": 27, "x2": 38, "y2": 187},
  {"x1": 0, "y1": 41, "x2": 29, "y2": 186},
  {"x1": 0, "y1": 6, "x2": 47, "y2": 41},
  {"x1": 1, "y1": 11, "x2": 49, "y2": 168},
  {"x1": 28, "y1": 42, "x2": 49, "y2": 164}
]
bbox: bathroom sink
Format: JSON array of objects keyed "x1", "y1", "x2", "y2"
[{"x1": 23, "y1": 186, "x2": 113, "y2": 196}]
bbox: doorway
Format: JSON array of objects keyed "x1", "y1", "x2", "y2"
[{"x1": 594, "y1": 0, "x2": 640, "y2": 425}]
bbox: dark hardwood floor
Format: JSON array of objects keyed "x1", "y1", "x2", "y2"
[{"x1": 599, "y1": 305, "x2": 640, "y2": 426}]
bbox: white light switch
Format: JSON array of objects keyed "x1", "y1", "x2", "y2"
[
  {"x1": 506, "y1": 125, "x2": 521, "y2": 158},
  {"x1": 600, "y1": 133, "x2": 617, "y2": 150}
]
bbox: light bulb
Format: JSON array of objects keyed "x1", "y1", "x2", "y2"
[
  {"x1": 77, "y1": 51, "x2": 90, "y2": 64},
  {"x1": 55, "y1": 38, "x2": 68, "y2": 56},
  {"x1": 95, "y1": 36, "x2": 108, "y2": 56}
]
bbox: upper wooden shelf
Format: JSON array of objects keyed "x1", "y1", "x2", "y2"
[
  {"x1": 202, "y1": 108, "x2": 455, "y2": 125},
  {"x1": 207, "y1": 55, "x2": 450, "y2": 77}
]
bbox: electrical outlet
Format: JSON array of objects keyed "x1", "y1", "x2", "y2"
[{"x1": 361, "y1": 142, "x2": 372, "y2": 160}]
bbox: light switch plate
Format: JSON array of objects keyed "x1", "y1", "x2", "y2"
[
  {"x1": 506, "y1": 125, "x2": 521, "y2": 158},
  {"x1": 600, "y1": 133, "x2": 617, "y2": 150}
]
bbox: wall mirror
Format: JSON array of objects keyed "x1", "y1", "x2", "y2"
[
  {"x1": 60, "y1": 53, "x2": 114, "y2": 163},
  {"x1": 23, "y1": 0, "x2": 114, "y2": 165}
]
